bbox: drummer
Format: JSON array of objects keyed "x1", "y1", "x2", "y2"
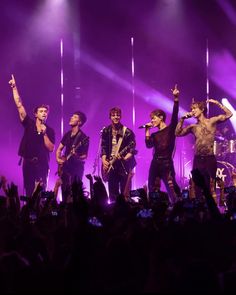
[
  {"x1": 216, "y1": 122, "x2": 235, "y2": 141},
  {"x1": 216, "y1": 122, "x2": 236, "y2": 163}
]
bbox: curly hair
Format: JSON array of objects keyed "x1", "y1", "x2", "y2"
[
  {"x1": 191, "y1": 101, "x2": 207, "y2": 116},
  {"x1": 73, "y1": 111, "x2": 87, "y2": 126}
]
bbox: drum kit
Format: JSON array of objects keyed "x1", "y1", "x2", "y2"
[
  {"x1": 182, "y1": 137, "x2": 236, "y2": 189},
  {"x1": 213, "y1": 137, "x2": 236, "y2": 188},
  {"x1": 213, "y1": 137, "x2": 236, "y2": 159}
]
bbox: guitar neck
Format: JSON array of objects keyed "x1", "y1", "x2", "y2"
[{"x1": 67, "y1": 137, "x2": 88, "y2": 161}]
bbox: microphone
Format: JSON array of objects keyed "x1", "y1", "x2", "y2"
[
  {"x1": 138, "y1": 124, "x2": 153, "y2": 129},
  {"x1": 182, "y1": 113, "x2": 193, "y2": 119},
  {"x1": 100, "y1": 126, "x2": 106, "y2": 133},
  {"x1": 38, "y1": 119, "x2": 46, "y2": 134}
]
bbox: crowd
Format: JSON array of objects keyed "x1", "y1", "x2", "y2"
[{"x1": 0, "y1": 169, "x2": 236, "y2": 294}]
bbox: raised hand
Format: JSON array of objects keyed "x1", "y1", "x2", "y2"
[
  {"x1": 206, "y1": 98, "x2": 218, "y2": 104},
  {"x1": 171, "y1": 84, "x2": 179, "y2": 98},
  {"x1": 9, "y1": 74, "x2": 16, "y2": 88}
]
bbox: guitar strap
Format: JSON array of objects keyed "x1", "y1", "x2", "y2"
[
  {"x1": 114, "y1": 126, "x2": 127, "y2": 157},
  {"x1": 57, "y1": 131, "x2": 82, "y2": 177},
  {"x1": 70, "y1": 131, "x2": 81, "y2": 154}
]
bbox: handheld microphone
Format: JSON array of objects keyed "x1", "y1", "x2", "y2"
[
  {"x1": 39, "y1": 119, "x2": 46, "y2": 134},
  {"x1": 138, "y1": 124, "x2": 153, "y2": 129},
  {"x1": 41, "y1": 118, "x2": 46, "y2": 125},
  {"x1": 182, "y1": 113, "x2": 193, "y2": 119}
]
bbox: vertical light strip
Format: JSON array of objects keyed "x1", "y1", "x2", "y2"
[
  {"x1": 131, "y1": 37, "x2": 136, "y2": 188},
  {"x1": 60, "y1": 38, "x2": 64, "y2": 138},
  {"x1": 131, "y1": 37, "x2": 135, "y2": 129},
  {"x1": 206, "y1": 39, "x2": 210, "y2": 117}
]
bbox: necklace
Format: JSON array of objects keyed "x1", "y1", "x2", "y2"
[{"x1": 112, "y1": 129, "x2": 118, "y2": 136}]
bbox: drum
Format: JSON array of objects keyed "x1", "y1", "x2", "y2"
[
  {"x1": 228, "y1": 140, "x2": 236, "y2": 154},
  {"x1": 216, "y1": 161, "x2": 234, "y2": 188},
  {"x1": 213, "y1": 140, "x2": 226, "y2": 157},
  {"x1": 182, "y1": 159, "x2": 234, "y2": 188}
]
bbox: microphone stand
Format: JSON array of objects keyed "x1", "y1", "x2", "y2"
[{"x1": 92, "y1": 127, "x2": 104, "y2": 176}]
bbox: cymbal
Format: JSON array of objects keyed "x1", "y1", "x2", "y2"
[{"x1": 214, "y1": 135, "x2": 225, "y2": 141}]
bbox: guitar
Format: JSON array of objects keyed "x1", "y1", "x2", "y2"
[
  {"x1": 57, "y1": 136, "x2": 89, "y2": 177},
  {"x1": 101, "y1": 141, "x2": 135, "y2": 182}
]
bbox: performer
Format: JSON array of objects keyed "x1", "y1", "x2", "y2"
[
  {"x1": 175, "y1": 99, "x2": 233, "y2": 199},
  {"x1": 101, "y1": 107, "x2": 136, "y2": 202},
  {"x1": 56, "y1": 111, "x2": 89, "y2": 203},
  {"x1": 9, "y1": 74, "x2": 55, "y2": 197},
  {"x1": 214, "y1": 121, "x2": 235, "y2": 162},
  {"x1": 144, "y1": 85, "x2": 181, "y2": 205}
]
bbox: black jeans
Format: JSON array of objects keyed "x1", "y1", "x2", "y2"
[
  {"x1": 23, "y1": 158, "x2": 48, "y2": 197},
  {"x1": 148, "y1": 157, "x2": 181, "y2": 204},
  {"x1": 107, "y1": 161, "x2": 131, "y2": 202},
  {"x1": 193, "y1": 154, "x2": 217, "y2": 198},
  {"x1": 61, "y1": 159, "x2": 85, "y2": 203}
]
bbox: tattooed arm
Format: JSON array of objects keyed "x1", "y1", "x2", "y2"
[{"x1": 207, "y1": 99, "x2": 233, "y2": 124}]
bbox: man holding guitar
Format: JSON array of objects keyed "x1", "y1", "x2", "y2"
[
  {"x1": 56, "y1": 111, "x2": 89, "y2": 203},
  {"x1": 101, "y1": 107, "x2": 136, "y2": 203}
]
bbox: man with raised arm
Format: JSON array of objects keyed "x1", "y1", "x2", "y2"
[
  {"x1": 144, "y1": 84, "x2": 181, "y2": 205},
  {"x1": 175, "y1": 98, "x2": 233, "y2": 199},
  {"x1": 9, "y1": 74, "x2": 55, "y2": 197}
]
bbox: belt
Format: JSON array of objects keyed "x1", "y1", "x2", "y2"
[
  {"x1": 154, "y1": 155, "x2": 170, "y2": 160},
  {"x1": 195, "y1": 154, "x2": 215, "y2": 158},
  {"x1": 24, "y1": 157, "x2": 39, "y2": 163}
]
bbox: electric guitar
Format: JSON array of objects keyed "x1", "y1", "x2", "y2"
[
  {"x1": 101, "y1": 141, "x2": 135, "y2": 182},
  {"x1": 57, "y1": 136, "x2": 89, "y2": 177}
]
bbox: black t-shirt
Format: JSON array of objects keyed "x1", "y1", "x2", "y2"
[
  {"x1": 18, "y1": 115, "x2": 55, "y2": 168},
  {"x1": 61, "y1": 130, "x2": 89, "y2": 160},
  {"x1": 145, "y1": 101, "x2": 179, "y2": 158}
]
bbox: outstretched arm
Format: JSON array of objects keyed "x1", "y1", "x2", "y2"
[
  {"x1": 9, "y1": 74, "x2": 27, "y2": 122},
  {"x1": 171, "y1": 83, "x2": 179, "y2": 101},
  {"x1": 170, "y1": 84, "x2": 179, "y2": 126},
  {"x1": 207, "y1": 99, "x2": 233, "y2": 123}
]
